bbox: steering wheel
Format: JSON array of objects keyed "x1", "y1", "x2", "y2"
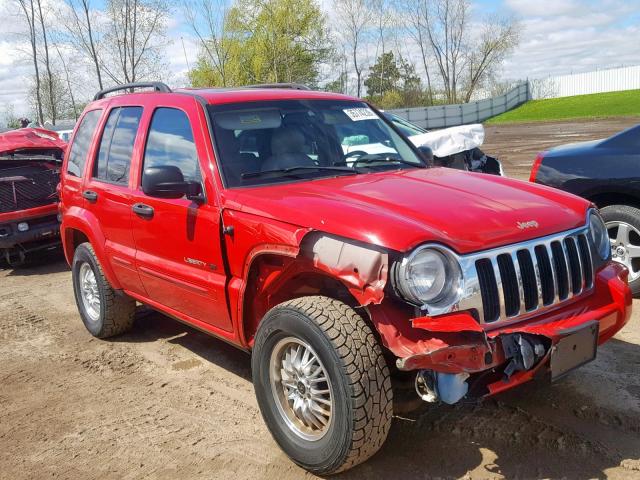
[
  {"x1": 343, "y1": 150, "x2": 368, "y2": 161},
  {"x1": 334, "y1": 150, "x2": 370, "y2": 167}
]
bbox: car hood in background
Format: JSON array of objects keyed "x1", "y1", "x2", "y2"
[
  {"x1": 0, "y1": 128, "x2": 67, "y2": 156},
  {"x1": 546, "y1": 123, "x2": 640, "y2": 157},
  {"x1": 409, "y1": 124, "x2": 485, "y2": 157},
  {"x1": 546, "y1": 139, "x2": 602, "y2": 156},
  {"x1": 226, "y1": 167, "x2": 589, "y2": 254}
]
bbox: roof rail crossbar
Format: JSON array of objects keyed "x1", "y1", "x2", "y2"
[
  {"x1": 244, "y1": 83, "x2": 310, "y2": 90},
  {"x1": 93, "y1": 82, "x2": 172, "y2": 101}
]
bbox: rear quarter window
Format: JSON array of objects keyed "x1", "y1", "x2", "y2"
[
  {"x1": 66, "y1": 109, "x2": 102, "y2": 177},
  {"x1": 93, "y1": 107, "x2": 143, "y2": 184}
]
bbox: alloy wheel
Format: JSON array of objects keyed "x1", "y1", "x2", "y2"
[
  {"x1": 79, "y1": 262, "x2": 101, "y2": 322},
  {"x1": 269, "y1": 337, "x2": 334, "y2": 441},
  {"x1": 607, "y1": 220, "x2": 640, "y2": 281}
]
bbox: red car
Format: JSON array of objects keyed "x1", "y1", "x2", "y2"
[
  {"x1": 0, "y1": 128, "x2": 66, "y2": 266},
  {"x1": 59, "y1": 82, "x2": 631, "y2": 474}
]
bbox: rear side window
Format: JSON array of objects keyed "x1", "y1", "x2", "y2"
[
  {"x1": 143, "y1": 108, "x2": 202, "y2": 183},
  {"x1": 66, "y1": 109, "x2": 102, "y2": 177},
  {"x1": 94, "y1": 107, "x2": 143, "y2": 184}
]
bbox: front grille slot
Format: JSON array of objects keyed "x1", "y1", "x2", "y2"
[
  {"x1": 551, "y1": 241, "x2": 569, "y2": 300},
  {"x1": 476, "y1": 258, "x2": 499, "y2": 322},
  {"x1": 516, "y1": 249, "x2": 538, "y2": 311},
  {"x1": 577, "y1": 234, "x2": 593, "y2": 288},
  {"x1": 497, "y1": 254, "x2": 519, "y2": 316},
  {"x1": 534, "y1": 245, "x2": 555, "y2": 305},
  {"x1": 564, "y1": 237, "x2": 582, "y2": 294},
  {"x1": 473, "y1": 230, "x2": 594, "y2": 325}
]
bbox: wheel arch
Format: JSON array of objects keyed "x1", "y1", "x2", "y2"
[
  {"x1": 61, "y1": 208, "x2": 122, "y2": 290},
  {"x1": 238, "y1": 232, "x2": 389, "y2": 349},
  {"x1": 587, "y1": 191, "x2": 640, "y2": 210},
  {"x1": 240, "y1": 255, "x2": 368, "y2": 349}
]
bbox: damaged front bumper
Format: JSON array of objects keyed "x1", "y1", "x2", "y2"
[
  {"x1": 371, "y1": 262, "x2": 632, "y2": 403},
  {"x1": 0, "y1": 206, "x2": 61, "y2": 264}
]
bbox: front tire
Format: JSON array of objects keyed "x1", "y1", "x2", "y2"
[
  {"x1": 601, "y1": 204, "x2": 640, "y2": 295},
  {"x1": 252, "y1": 296, "x2": 393, "y2": 474},
  {"x1": 72, "y1": 242, "x2": 135, "y2": 338}
]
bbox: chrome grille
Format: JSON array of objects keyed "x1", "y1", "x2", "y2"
[{"x1": 457, "y1": 227, "x2": 594, "y2": 326}]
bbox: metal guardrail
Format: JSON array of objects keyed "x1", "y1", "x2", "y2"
[{"x1": 388, "y1": 82, "x2": 530, "y2": 129}]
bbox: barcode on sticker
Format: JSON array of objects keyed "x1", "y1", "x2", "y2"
[{"x1": 343, "y1": 108, "x2": 378, "y2": 121}]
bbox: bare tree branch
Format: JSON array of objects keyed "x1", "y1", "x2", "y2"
[
  {"x1": 17, "y1": 0, "x2": 44, "y2": 124},
  {"x1": 334, "y1": 0, "x2": 373, "y2": 97},
  {"x1": 63, "y1": 0, "x2": 104, "y2": 89}
]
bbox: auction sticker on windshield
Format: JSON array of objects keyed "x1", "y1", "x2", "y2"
[{"x1": 343, "y1": 107, "x2": 378, "y2": 121}]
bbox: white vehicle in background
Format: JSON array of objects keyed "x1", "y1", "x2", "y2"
[
  {"x1": 339, "y1": 112, "x2": 504, "y2": 175},
  {"x1": 56, "y1": 130, "x2": 74, "y2": 143}
]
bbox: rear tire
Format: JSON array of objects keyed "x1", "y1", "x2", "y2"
[
  {"x1": 601, "y1": 204, "x2": 640, "y2": 296},
  {"x1": 252, "y1": 296, "x2": 393, "y2": 474},
  {"x1": 72, "y1": 242, "x2": 135, "y2": 338}
]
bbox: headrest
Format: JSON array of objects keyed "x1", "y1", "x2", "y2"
[{"x1": 271, "y1": 128, "x2": 305, "y2": 155}]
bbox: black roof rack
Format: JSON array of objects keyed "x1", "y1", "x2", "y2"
[
  {"x1": 244, "y1": 83, "x2": 310, "y2": 90},
  {"x1": 93, "y1": 82, "x2": 172, "y2": 101}
]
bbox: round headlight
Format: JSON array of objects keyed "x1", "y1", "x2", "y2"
[
  {"x1": 589, "y1": 210, "x2": 610, "y2": 259},
  {"x1": 396, "y1": 247, "x2": 462, "y2": 307}
]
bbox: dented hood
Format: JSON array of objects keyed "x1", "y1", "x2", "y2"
[
  {"x1": 0, "y1": 128, "x2": 66, "y2": 156},
  {"x1": 226, "y1": 167, "x2": 590, "y2": 254}
]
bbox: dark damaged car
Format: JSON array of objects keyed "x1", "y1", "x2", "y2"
[{"x1": 0, "y1": 128, "x2": 66, "y2": 266}]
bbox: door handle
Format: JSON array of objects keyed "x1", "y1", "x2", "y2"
[
  {"x1": 132, "y1": 203, "x2": 154, "y2": 219},
  {"x1": 82, "y1": 190, "x2": 98, "y2": 203}
]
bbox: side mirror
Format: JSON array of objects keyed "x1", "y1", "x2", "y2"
[
  {"x1": 142, "y1": 165, "x2": 203, "y2": 201},
  {"x1": 418, "y1": 145, "x2": 434, "y2": 165}
]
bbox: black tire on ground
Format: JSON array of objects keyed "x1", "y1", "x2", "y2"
[
  {"x1": 600, "y1": 204, "x2": 640, "y2": 296},
  {"x1": 251, "y1": 296, "x2": 393, "y2": 475},
  {"x1": 71, "y1": 242, "x2": 135, "y2": 338}
]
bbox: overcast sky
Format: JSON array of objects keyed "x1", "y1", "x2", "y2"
[{"x1": 1, "y1": 0, "x2": 639, "y2": 121}]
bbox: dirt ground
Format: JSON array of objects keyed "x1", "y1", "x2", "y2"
[{"x1": 2, "y1": 118, "x2": 640, "y2": 480}]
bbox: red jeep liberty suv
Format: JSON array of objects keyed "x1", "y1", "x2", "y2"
[{"x1": 60, "y1": 82, "x2": 631, "y2": 474}]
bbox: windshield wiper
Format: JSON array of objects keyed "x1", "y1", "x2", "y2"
[
  {"x1": 337, "y1": 153, "x2": 426, "y2": 168},
  {"x1": 241, "y1": 165, "x2": 359, "y2": 179},
  {"x1": 357, "y1": 154, "x2": 426, "y2": 168}
]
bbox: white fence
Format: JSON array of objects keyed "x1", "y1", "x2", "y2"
[
  {"x1": 530, "y1": 65, "x2": 640, "y2": 99},
  {"x1": 388, "y1": 82, "x2": 530, "y2": 129}
]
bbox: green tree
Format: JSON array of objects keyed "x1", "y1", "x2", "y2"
[
  {"x1": 365, "y1": 51, "x2": 426, "y2": 108},
  {"x1": 397, "y1": 58, "x2": 424, "y2": 107},
  {"x1": 364, "y1": 52, "x2": 401, "y2": 97},
  {"x1": 189, "y1": 0, "x2": 332, "y2": 88},
  {"x1": 324, "y1": 72, "x2": 348, "y2": 94}
]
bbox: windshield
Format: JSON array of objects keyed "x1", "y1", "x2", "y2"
[{"x1": 208, "y1": 99, "x2": 425, "y2": 187}]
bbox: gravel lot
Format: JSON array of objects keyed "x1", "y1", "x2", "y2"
[{"x1": 1, "y1": 118, "x2": 640, "y2": 479}]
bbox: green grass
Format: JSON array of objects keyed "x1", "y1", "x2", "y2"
[{"x1": 487, "y1": 89, "x2": 640, "y2": 124}]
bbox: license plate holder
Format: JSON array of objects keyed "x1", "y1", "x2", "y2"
[{"x1": 550, "y1": 321, "x2": 599, "y2": 381}]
